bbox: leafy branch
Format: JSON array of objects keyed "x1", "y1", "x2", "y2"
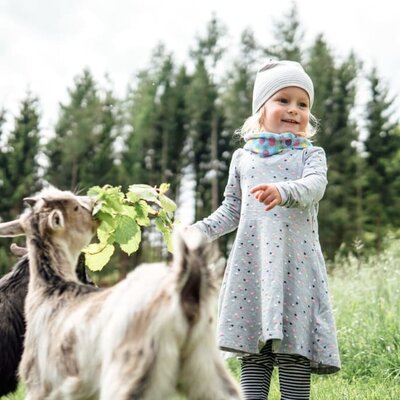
[{"x1": 83, "y1": 183, "x2": 176, "y2": 271}]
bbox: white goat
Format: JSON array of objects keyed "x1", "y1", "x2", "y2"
[{"x1": 0, "y1": 188, "x2": 242, "y2": 400}]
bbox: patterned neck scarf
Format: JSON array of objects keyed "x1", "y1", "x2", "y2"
[{"x1": 243, "y1": 132, "x2": 312, "y2": 157}]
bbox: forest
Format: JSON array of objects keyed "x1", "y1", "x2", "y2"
[{"x1": 0, "y1": 5, "x2": 399, "y2": 277}]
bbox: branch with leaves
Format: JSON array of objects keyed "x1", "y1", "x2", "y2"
[{"x1": 83, "y1": 184, "x2": 176, "y2": 271}]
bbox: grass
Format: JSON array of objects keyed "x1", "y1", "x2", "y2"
[
  {"x1": 2, "y1": 239, "x2": 400, "y2": 399},
  {"x1": 0, "y1": 385, "x2": 24, "y2": 400}
]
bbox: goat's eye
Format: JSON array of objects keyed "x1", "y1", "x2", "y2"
[{"x1": 74, "y1": 206, "x2": 79, "y2": 211}]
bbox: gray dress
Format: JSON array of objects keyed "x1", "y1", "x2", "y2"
[{"x1": 193, "y1": 146, "x2": 341, "y2": 374}]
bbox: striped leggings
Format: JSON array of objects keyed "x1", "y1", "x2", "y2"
[{"x1": 240, "y1": 341, "x2": 311, "y2": 400}]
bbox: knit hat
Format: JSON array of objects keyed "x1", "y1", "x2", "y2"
[{"x1": 252, "y1": 60, "x2": 314, "y2": 114}]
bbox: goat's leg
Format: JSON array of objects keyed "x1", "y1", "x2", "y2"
[
  {"x1": 24, "y1": 388, "x2": 49, "y2": 400},
  {"x1": 20, "y1": 358, "x2": 45, "y2": 400},
  {"x1": 99, "y1": 349, "x2": 158, "y2": 400},
  {"x1": 100, "y1": 339, "x2": 180, "y2": 400},
  {"x1": 179, "y1": 342, "x2": 242, "y2": 400},
  {"x1": 45, "y1": 377, "x2": 93, "y2": 400}
]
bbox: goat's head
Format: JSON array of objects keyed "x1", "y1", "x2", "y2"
[{"x1": 0, "y1": 188, "x2": 97, "y2": 256}]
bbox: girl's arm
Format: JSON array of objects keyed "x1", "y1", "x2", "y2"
[
  {"x1": 252, "y1": 147, "x2": 327, "y2": 210},
  {"x1": 274, "y1": 146, "x2": 328, "y2": 208},
  {"x1": 191, "y1": 150, "x2": 242, "y2": 242}
]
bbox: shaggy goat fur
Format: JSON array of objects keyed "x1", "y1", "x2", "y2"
[
  {"x1": 0, "y1": 254, "x2": 29, "y2": 396},
  {"x1": 0, "y1": 188, "x2": 242, "y2": 400},
  {"x1": 0, "y1": 247, "x2": 93, "y2": 397}
]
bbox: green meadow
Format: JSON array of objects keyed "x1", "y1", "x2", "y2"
[{"x1": 2, "y1": 239, "x2": 399, "y2": 400}]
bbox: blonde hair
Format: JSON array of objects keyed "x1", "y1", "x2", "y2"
[{"x1": 236, "y1": 105, "x2": 319, "y2": 140}]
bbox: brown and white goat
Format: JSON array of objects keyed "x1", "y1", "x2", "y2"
[
  {"x1": 0, "y1": 188, "x2": 242, "y2": 400},
  {"x1": 0, "y1": 245, "x2": 94, "y2": 398}
]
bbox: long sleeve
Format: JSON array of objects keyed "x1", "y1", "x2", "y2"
[
  {"x1": 275, "y1": 146, "x2": 328, "y2": 209},
  {"x1": 192, "y1": 150, "x2": 242, "y2": 242}
]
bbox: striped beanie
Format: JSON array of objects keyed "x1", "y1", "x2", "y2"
[{"x1": 252, "y1": 60, "x2": 314, "y2": 114}]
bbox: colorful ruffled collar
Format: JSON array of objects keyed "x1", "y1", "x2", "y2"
[{"x1": 243, "y1": 132, "x2": 312, "y2": 157}]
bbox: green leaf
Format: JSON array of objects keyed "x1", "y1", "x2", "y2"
[
  {"x1": 87, "y1": 185, "x2": 103, "y2": 198},
  {"x1": 159, "y1": 182, "x2": 170, "y2": 195},
  {"x1": 128, "y1": 184, "x2": 160, "y2": 204},
  {"x1": 120, "y1": 229, "x2": 141, "y2": 255},
  {"x1": 126, "y1": 191, "x2": 140, "y2": 203},
  {"x1": 92, "y1": 201, "x2": 103, "y2": 216},
  {"x1": 121, "y1": 204, "x2": 137, "y2": 219},
  {"x1": 134, "y1": 201, "x2": 153, "y2": 226},
  {"x1": 83, "y1": 243, "x2": 115, "y2": 271},
  {"x1": 97, "y1": 222, "x2": 114, "y2": 244},
  {"x1": 96, "y1": 211, "x2": 115, "y2": 227},
  {"x1": 114, "y1": 215, "x2": 138, "y2": 244},
  {"x1": 159, "y1": 194, "x2": 177, "y2": 213},
  {"x1": 155, "y1": 216, "x2": 173, "y2": 253},
  {"x1": 85, "y1": 183, "x2": 176, "y2": 269},
  {"x1": 139, "y1": 200, "x2": 157, "y2": 215}
]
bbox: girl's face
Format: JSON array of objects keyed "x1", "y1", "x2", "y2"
[{"x1": 261, "y1": 87, "x2": 310, "y2": 135}]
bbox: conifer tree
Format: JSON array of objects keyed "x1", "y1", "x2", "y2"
[
  {"x1": 0, "y1": 95, "x2": 42, "y2": 218},
  {"x1": 187, "y1": 15, "x2": 227, "y2": 220},
  {"x1": 307, "y1": 43, "x2": 362, "y2": 257},
  {"x1": 45, "y1": 69, "x2": 118, "y2": 191},
  {"x1": 363, "y1": 67, "x2": 400, "y2": 250},
  {"x1": 223, "y1": 28, "x2": 259, "y2": 134},
  {"x1": 0, "y1": 96, "x2": 42, "y2": 274},
  {"x1": 0, "y1": 109, "x2": 6, "y2": 193},
  {"x1": 120, "y1": 45, "x2": 190, "y2": 266},
  {"x1": 121, "y1": 44, "x2": 187, "y2": 198},
  {"x1": 264, "y1": 3, "x2": 304, "y2": 62}
]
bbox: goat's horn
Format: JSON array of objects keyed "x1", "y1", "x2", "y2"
[{"x1": 10, "y1": 243, "x2": 28, "y2": 257}]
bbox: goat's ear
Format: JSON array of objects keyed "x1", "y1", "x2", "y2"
[
  {"x1": 0, "y1": 220, "x2": 25, "y2": 237},
  {"x1": 24, "y1": 197, "x2": 37, "y2": 208},
  {"x1": 48, "y1": 210, "x2": 65, "y2": 231}
]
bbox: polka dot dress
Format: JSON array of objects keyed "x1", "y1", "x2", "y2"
[{"x1": 193, "y1": 146, "x2": 341, "y2": 374}]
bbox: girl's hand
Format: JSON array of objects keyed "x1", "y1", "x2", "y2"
[{"x1": 250, "y1": 184, "x2": 282, "y2": 211}]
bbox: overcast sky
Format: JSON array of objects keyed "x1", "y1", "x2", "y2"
[{"x1": 1, "y1": 0, "x2": 399, "y2": 135}]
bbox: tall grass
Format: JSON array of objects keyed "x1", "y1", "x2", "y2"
[
  {"x1": 331, "y1": 238, "x2": 400, "y2": 382},
  {"x1": 2, "y1": 239, "x2": 400, "y2": 399}
]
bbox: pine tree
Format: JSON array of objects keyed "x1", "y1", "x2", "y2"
[
  {"x1": 120, "y1": 45, "x2": 191, "y2": 267},
  {"x1": 87, "y1": 84, "x2": 121, "y2": 187},
  {"x1": 0, "y1": 96, "x2": 42, "y2": 275},
  {"x1": 307, "y1": 43, "x2": 363, "y2": 258},
  {"x1": 121, "y1": 44, "x2": 187, "y2": 197},
  {"x1": 363, "y1": 67, "x2": 400, "y2": 250},
  {"x1": 264, "y1": 3, "x2": 304, "y2": 62},
  {"x1": 305, "y1": 34, "x2": 336, "y2": 140},
  {"x1": 222, "y1": 28, "x2": 259, "y2": 134},
  {"x1": 187, "y1": 15, "x2": 227, "y2": 221},
  {"x1": 162, "y1": 65, "x2": 191, "y2": 197},
  {"x1": 45, "y1": 69, "x2": 118, "y2": 191},
  {"x1": 0, "y1": 95, "x2": 42, "y2": 218},
  {"x1": 0, "y1": 109, "x2": 7, "y2": 194}
]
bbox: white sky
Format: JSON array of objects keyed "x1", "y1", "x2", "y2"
[{"x1": 1, "y1": 0, "x2": 399, "y2": 136}]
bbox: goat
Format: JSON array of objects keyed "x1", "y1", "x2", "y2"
[
  {"x1": 0, "y1": 188, "x2": 242, "y2": 400},
  {"x1": 0, "y1": 250, "x2": 29, "y2": 397},
  {"x1": 0, "y1": 244, "x2": 93, "y2": 397}
]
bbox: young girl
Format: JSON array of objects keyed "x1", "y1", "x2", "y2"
[{"x1": 192, "y1": 60, "x2": 341, "y2": 400}]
